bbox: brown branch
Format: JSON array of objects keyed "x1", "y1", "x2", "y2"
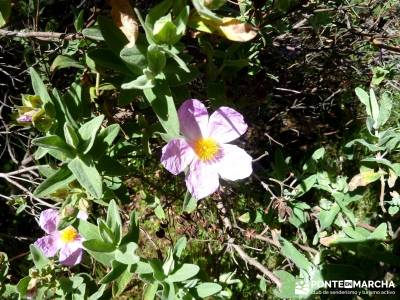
[
  {"x1": 0, "y1": 29, "x2": 84, "y2": 41},
  {"x1": 0, "y1": 172, "x2": 53, "y2": 208},
  {"x1": 230, "y1": 244, "x2": 282, "y2": 288},
  {"x1": 216, "y1": 201, "x2": 282, "y2": 287},
  {"x1": 371, "y1": 39, "x2": 400, "y2": 54},
  {"x1": 379, "y1": 174, "x2": 387, "y2": 213}
]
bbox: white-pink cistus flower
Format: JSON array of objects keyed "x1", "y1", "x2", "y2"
[
  {"x1": 34, "y1": 209, "x2": 86, "y2": 266},
  {"x1": 161, "y1": 99, "x2": 252, "y2": 200}
]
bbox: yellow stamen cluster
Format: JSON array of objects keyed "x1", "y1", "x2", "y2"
[
  {"x1": 59, "y1": 227, "x2": 78, "y2": 243},
  {"x1": 194, "y1": 138, "x2": 219, "y2": 161}
]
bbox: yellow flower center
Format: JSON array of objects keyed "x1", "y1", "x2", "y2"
[
  {"x1": 59, "y1": 227, "x2": 78, "y2": 243},
  {"x1": 194, "y1": 138, "x2": 219, "y2": 161}
]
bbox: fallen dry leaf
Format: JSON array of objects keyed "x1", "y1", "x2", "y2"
[
  {"x1": 388, "y1": 169, "x2": 397, "y2": 188},
  {"x1": 348, "y1": 168, "x2": 382, "y2": 191},
  {"x1": 320, "y1": 234, "x2": 338, "y2": 247},
  {"x1": 218, "y1": 17, "x2": 257, "y2": 42},
  {"x1": 110, "y1": 0, "x2": 139, "y2": 47}
]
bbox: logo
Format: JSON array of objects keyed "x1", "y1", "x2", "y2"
[
  {"x1": 294, "y1": 280, "x2": 396, "y2": 295},
  {"x1": 344, "y1": 280, "x2": 352, "y2": 288},
  {"x1": 295, "y1": 281, "x2": 309, "y2": 295}
]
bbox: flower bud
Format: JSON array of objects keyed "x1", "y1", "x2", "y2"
[
  {"x1": 27, "y1": 278, "x2": 37, "y2": 290},
  {"x1": 62, "y1": 206, "x2": 78, "y2": 218},
  {"x1": 78, "y1": 198, "x2": 91, "y2": 211}
]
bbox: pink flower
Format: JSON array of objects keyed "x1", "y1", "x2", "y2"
[
  {"x1": 161, "y1": 99, "x2": 252, "y2": 199},
  {"x1": 34, "y1": 209, "x2": 85, "y2": 266}
]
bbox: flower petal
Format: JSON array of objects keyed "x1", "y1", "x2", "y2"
[
  {"x1": 34, "y1": 235, "x2": 59, "y2": 257},
  {"x1": 218, "y1": 144, "x2": 252, "y2": 180},
  {"x1": 39, "y1": 209, "x2": 59, "y2": 234},
  {"x1": 161, "y1": 138, "x2": 195, "y2": 175},
  {"x1": 59, "y1": 241, "x2": 83, "y2": 266},
  {"x1": 185, "y1": 159, "x2": 220, "y2": 200},
  {"x1": 208, "y1": 106, "x2": 248, "y2": 143},
  {"x1": 178, "y1": 99, "x2": 209, "y2": 142},
  {"x1": 77, "y1": 210, "x2": 88, "y2": 220}
]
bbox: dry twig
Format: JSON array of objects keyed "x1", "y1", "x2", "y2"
[{"x1": 0, "y1": 29, "x2": 84, "y2": 41}]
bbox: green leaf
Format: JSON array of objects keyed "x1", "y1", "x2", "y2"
[
  {"x1": 143, "y1": 80, "x2": 179, "y2": 137},
  {"x1": 192, "y1": 0, "x2": 222, "y2": 22},
  {"x1": 100, "y1": 124, "x2": 120, "y2": 146},
  {"x1": 107, "y1": 200, "x2": 122, "y2": 234},
  {"x1": 167, "y1": 264, "x2": 200, "y2": 282},
  {"x1": 34, "y1": 166, "x2": 74, "y2": 197},
  {"x1": 16, "y1": 276, "x2": 30, "y2": 298},
  {"x1": 143, "y1": 282, "x2": 159, "y2": 300},
  {"x1": 98, "y1": 218, "x2": 116, "y2": 244},
  {"x1": 78, "y1": 115, "x2": 105, "y2": 154},
  {"x1": 50, "y1": 55, "x2": 84, "y2": 72},
  {"x1": 64, "y1": 122, "x2": 80, "y2": 148},
  {"x1": 133, "y1": 261, "x2": 154, "y2": 274},
  {"x1": 29, "y1": 68, "x2": 53, "y2": 106},
  {"x1": 115, "y1": 242, "x2": 140, "y2": 265},
  {"x1": 0, "y1": 0, "x2": 11, "y2": 28},
  {"x1": 361, "y1": 157, "x2": 393, "y2": 168},
  {"x1": 377, "y1": 92, "x2": 392, "y2": 128},
  {"x1": 183, "y1": 191, "x2": 197, "y2": 213},
  {"x1": 112, "y1": 264, "x2": 135, "y2": 297},
  {"x1": 121, "y1": 211, "x2": 140, "y2": 244},
  {"x1": 145, "y1": 0, "x2": 173, "y2": 28},
  {"x1": 154, "y1": 204, "x2": 166, "y2": 220},
  {"x1": 319, "y1": 203, "x2": 340, "y2": 230},
  {"x1": 162, "y1": 46, "x2": 190, "y2": 72},
  {"x1": 165, "y1": 63, "x2": 199, "y2": 86},
  {"x1": 196, "y1": 282, "x2": 222, "y2": 298},
  {"x1": 273, "y1": 270, "x2": 296, "y2": 298},
  {"x1": 150, "y1": 259, "x2": 166, "y2": 281},
  {"x1": 89, "y1": 250, "x2": 116, "y2": 267},
  {"x1": 98, "y1": 16, "x2": 128, "y2": 54},
  {"x1": 63, "y1": 82, "x2": 91, "y2": 121},
  {"x1": 77, "y1": 219, "x2": 101, "y2": 240},
  {"x1": 87, "y1": 48, "x2": 132, "y2": 74},
  {"x1": 345, "y1": 139, "x2": 384, "y2": 152},
  {"x1": 29, "y1": 245, "x2": 49, "y2": 270},
  {"x1": 68, "y1": 157, "x2": 103, "y2": 198},
  {"x1": 100, "y1": 260, "x2": 128, "y2": 284},
  {"x1": 79, "y1": 223, "x2": 115, "y2": 266},
  {"x1": 174, "y1": 5, "x2": 189, "y2": 36},
  {"x1": 355, "y1": 87, "x2": 371, "y2": 116},
  {"x1": 371, "y1": 66, "x2": 389, "y2": 86},
  {"x1": 82, "y1": 27, "x2": 104, "y2": 41},
  {"x1": 173, "y1": 236, "x2": 187, "y2": 258},
  {"x1": 122, "y1": 75, "x2": 155, "y2": 90},
  {"x1": 153, "y1": 14, "x2": 179, "y2": 44},
  {"x1": 388, "y1": 206, "x2": 399, "y2": 215},
  {"x1": 120, "y1": 44, "x2": 148, "y2": 75},
  {"x1": 74, "y1": 10, "x2": 85, "y2": 32},
  {"x1": 369, "y1": 88, "x2": 380, "y2": 126},
  {"x1": 369, "y1": 223, "x2": 387, "y2": 240},
  {"x1": 296, "y1": 174, "x2": 317, "y2": 196},
  {"x1": 32, "y1": 135, "x2": 75, "y2": 158},
  {"x1": 311, "y1": 147, "x2": 325, "y2": 161},
  {"x1": 147, "y1": 45, "x2": 166, "y2": 74},
  {"x1": 163, "y1": 249, "x2": 175, "y2": 275},
  {"x1": 88, "y1": 284, "x2": 107, "y2": 300},
  {"x1": 83, "y1": 239, "x2": 116, "y2": 252},
  {"x1": 280, "y1": 238, "x2": 312, "y2": 271}
]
